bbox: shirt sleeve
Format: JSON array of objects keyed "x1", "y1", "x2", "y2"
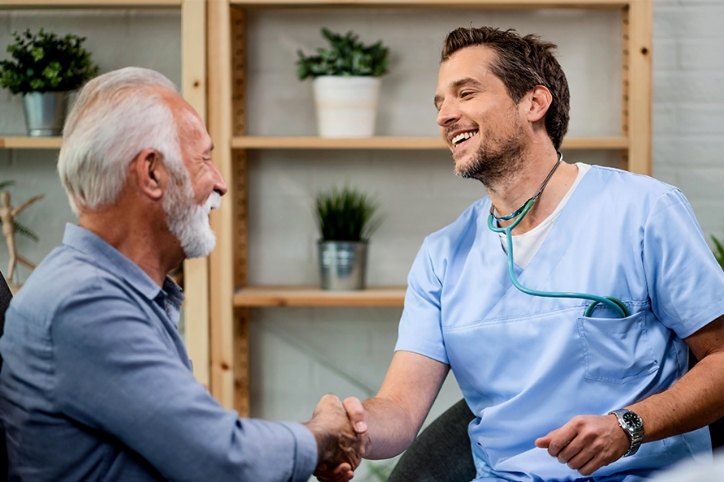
[
  {"x1": 395, "y1": 238, "x2": 449, "y2": 364},
  {"x1": 50, "y1": 283, "x2": 317, "y2": 482},
  {"x1": 644, "y1": 188, "x2": 724, "y2": 339}
]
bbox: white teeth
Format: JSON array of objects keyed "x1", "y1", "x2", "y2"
[{"x1": 452, "y1": 131, "x2": 477, "y2": 146}]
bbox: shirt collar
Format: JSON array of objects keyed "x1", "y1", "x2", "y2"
[{"x1": 62, "y1": 223, "x2": 184, "y2": 304}]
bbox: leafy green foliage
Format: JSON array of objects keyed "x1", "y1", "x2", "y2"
[
  {"x1": 296, "y1": 28, "x2": 389, "y2": 80},
  {"x1": 712, "y1": 235, "x2": 724, "y2": 270},
  {"x1": 0, "y1": 180, "x2": 39, "y2": 242},
  {"x1": 315, "y1": 186, "x2": 382, "y2": 242},
  {"x1": 0, "y1": 29, "x2": 99, "y2": 95}
]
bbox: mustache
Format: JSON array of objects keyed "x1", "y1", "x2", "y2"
[{"x1": 205, "y1": 192, "x2": 221, "y2": 212}]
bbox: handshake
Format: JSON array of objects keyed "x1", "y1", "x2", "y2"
[{"x1": 303, "y1": 394, "x2": 370, "y2": 482}]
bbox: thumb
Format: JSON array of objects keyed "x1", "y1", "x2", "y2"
[
  {"x1": 535, "y1": 433, "x2": 552, "y2": 449},
  {"x1": 343, "y1": 397, "x2": 367, "y2": 434}
]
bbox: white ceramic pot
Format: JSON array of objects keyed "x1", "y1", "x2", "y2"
[{"x1": 312, "y1": 76, "x2": 381, "y2": 138}]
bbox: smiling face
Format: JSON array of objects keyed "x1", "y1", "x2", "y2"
[
  {"x1": 434, "y1": 45, "x2": 528, "y2": 186},
  {"x1": 162, "y1": 94, "x2": 228, "y2": 259}
]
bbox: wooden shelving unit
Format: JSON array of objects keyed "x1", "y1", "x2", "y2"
[
  {"x1": 0, "y1": 0, "x2": 212, "y2": 391},
  {"x1": 207, "y1": 0, "x2": 652, "y2": 415}
]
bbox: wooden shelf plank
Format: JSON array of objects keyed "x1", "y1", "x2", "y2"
[
  {"x1": 232, "y1": 136, "x2": 444, "y2": 149},
  {"x1": 0, "y1": 137, "x2": 63, "y2": 149},
  {"x1": 562, "y1": 136, "x2": 629, "y2": 149},
  {"x1": 0, "y1": 0, "x2": 180, "y2": 7},
  {"x1": 231, "y1": 136, "x2": 628, "y2": 150},
  {"x1": 234, "y1": 285, "x2": 406, "y2": 307},
  {"x1": 232, "y1": 0, "x2": 628, "y2": 7}
]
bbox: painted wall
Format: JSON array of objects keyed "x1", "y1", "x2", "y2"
[{"x1": 0, "y1": 1, "x2": 722, "y2": 480}]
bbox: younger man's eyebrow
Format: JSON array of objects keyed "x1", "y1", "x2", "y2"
[{"x1": 434, "y1": 78, "x2": 484, "y2": 109}]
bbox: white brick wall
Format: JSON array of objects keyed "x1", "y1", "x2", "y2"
[{"x1": 653, "y1": 0, "x2": 724, "y2": 238}]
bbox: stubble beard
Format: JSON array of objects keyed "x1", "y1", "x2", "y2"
[{"x1": 454, "y1": 119, "x2": 527, "y2": 188}]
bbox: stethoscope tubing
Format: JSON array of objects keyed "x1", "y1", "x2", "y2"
[{"x1": 488, "y1": 192, "x2": 630, "y2": 319}]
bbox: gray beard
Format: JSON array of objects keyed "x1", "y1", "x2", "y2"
[{"x1": 163, "y1": 170, "x2": 217, "y2": 259}]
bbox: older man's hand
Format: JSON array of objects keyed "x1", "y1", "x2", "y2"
[{"x1": 304, "y1": 395, "x2": 369, "y2": 482}]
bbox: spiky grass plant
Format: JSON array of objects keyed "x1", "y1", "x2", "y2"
[{"x1": 315, "y1": 186, "x2": 381, "y2": 242}]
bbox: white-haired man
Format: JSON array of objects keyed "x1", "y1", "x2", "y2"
[{"x1": 0, "y1": 67, "x2": 364, "y2": 482}]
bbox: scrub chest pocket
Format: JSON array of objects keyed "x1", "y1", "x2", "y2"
[{"x1": 577, "y1": 310, "x2": 659, "y2": 384}]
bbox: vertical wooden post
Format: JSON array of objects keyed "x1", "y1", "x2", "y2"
[
  {"x1": 180, "y1": 0, "x2": 210, "y2": 389},
  {"x1": 626, "y1": 0, "x2": 653, "y2": 175},
  {"x1": 230, "y1": 5, "x2": 250, "y2": 417},
  {"x1": 208, "y1": 0, "x2": 238, "y2": 411}
]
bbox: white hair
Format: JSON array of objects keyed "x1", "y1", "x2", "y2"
[{"x1": 58, "y1": 67, "x2": 184, "y2": 216}]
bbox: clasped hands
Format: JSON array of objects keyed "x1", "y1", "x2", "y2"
[{"x1": 303, "y1": 394, "x2": 368, "y2": 482}]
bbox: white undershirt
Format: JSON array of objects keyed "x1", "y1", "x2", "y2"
[{"x1": 498, "y1": 163, "x2": 591, "y2": 269}]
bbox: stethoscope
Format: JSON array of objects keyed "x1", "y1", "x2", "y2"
[{"x1": 486, "y1": 152, "x2": 630, "y2": 319}]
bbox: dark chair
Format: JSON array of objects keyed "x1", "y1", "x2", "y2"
[
  {"x1": 0, "y1": 271, "x2": 11, "y2": 482},
  {"x1": 0, "y1": 272, "x2": 11, "y2": 361},
  {"x1": 388, "y1": 399, "x2": 475, "y2": 482}
]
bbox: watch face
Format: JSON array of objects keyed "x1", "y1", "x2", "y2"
[{"x1": 623, "y1": 411, "x2": 643, "y2": 429}]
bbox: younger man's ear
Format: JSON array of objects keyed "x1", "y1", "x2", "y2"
[
  {"x1": 133, "y1": 148, "x2": 167, "y2": 201},
  {"x1": 523, "y1": 85, "x2": 553, "y2": 123}
]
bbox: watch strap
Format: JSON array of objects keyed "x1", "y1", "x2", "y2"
[{"x1": 608, "y1": 409, "x2": 644, "y2": 457}]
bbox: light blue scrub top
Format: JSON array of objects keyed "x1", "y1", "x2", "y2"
[{"x1": 396, "y1": 166, "x2": 724, "y2": 482}]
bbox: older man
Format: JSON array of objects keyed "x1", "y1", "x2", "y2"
[{"x1": 0, "y1": 67, "x2": 363, "y2": 482}]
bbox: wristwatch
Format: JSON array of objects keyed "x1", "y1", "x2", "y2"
[{"x1": 608, "y1": 409, "x2": 644, "y2": 457}]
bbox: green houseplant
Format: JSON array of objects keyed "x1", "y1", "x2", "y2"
[
  {"x1": 296, "y1": 28, "x2": 390, "y2": 138},
  {"x1": 315, "y1": 185, "x2": 382, "y2": 290},
  {"x1": 712, "y1": 235, "x2": 724, "y2": 270},
  {"x1": 0, "y1": 29, "x2": 99, "y2": 136}
]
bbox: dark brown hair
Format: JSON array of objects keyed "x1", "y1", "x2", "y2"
[{"x1": 441, "y1": 27, "x2": 570, "y2": 150}]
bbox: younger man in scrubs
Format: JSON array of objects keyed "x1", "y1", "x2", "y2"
[{"x1": 332, "y1": 27, "x2": 724, "y2": 481}]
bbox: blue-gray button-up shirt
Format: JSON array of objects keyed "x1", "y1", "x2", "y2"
[{"x1": 0, "y1": 224, "x2": 317, "y2": 481}]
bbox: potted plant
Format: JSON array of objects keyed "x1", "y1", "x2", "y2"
[
  {"x1": 712, "y1": 235, "x2": 724, "y2": 270},
  {"x1": 315, "y1": 185, "x2": 382, "y2": 290},
  {"x1": 0, "y1": 29, "x2": 99, "y2": 137},
  {"x1": 296, "y1": 28, "x2": 389, "y2": 138}
]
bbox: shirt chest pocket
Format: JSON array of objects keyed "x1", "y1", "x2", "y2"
[{"x1": 577, "y1": 310, "x2": 659, "y2": 384}]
